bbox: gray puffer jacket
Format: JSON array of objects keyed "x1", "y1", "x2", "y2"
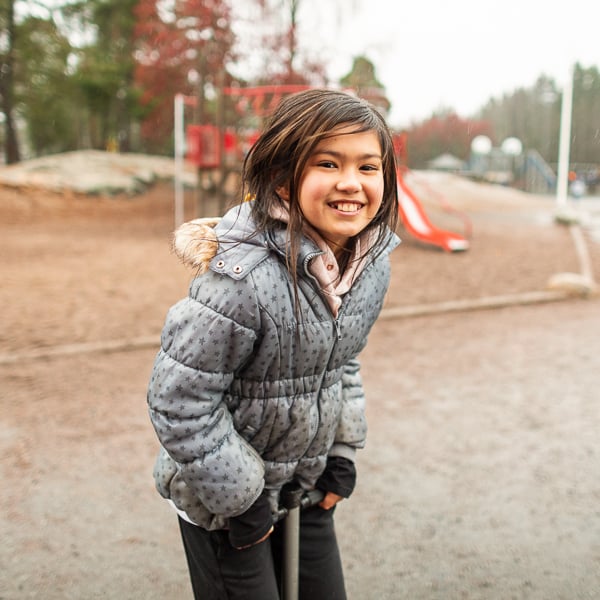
[{"x1": 147, "y1": 201, "x2": 399, "y2": 530}]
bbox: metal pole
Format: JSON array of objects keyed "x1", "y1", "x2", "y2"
[
  {"x1": 283, "y1": 503, "x2": 300, "y2": 600},
  {"x1": 216, "y1": 69, "x2": 226, "y2": 215},
  {"x1": 196, "y1": 51, "x2": 207, "y2": 218},
  {"x1": 173, "y1": 94, "x2": 185, "y2": 228},
  {"x1": 281, "y1": 487, "x2": 304, "y2": 600},
  {"x1": 279, "y1": 488, "x2": 324, "y2": 600},
  {"x1": 556, "y1": 65, "x2": 574, "y2": 211}
]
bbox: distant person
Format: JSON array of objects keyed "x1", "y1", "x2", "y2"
[
  {"x1": 147, "y1": 89, "x2": 400, "y2": 599},
  {"x1": 570, "y1": 178, "x2": 586, "y2": 199}
]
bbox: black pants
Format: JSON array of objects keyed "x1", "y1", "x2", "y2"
[{"x1": 178, "y1": 505, "x2": 347, "y2": 600}]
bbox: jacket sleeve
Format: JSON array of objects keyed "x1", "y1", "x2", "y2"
[
  {"x1": 328, "y1": 358, "x2": 368, "y2": 462},
  {"x1": 147, "y1": 272, "x2": 264, "y2": 518}
]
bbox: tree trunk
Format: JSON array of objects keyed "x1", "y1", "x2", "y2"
[{"x1": 0, "y1": 0, "x2": 21, "y2": 164}]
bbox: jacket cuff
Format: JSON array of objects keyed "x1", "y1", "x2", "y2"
[
  {"x1": 316, "y1": 456, "x2": 357, "y2": 498},
  {"x1": 328, "y1": 443, "x2": 356, "y2": 462},
  {"x1": 228, "y1": 492, "x2": 273, "y2": 549}
]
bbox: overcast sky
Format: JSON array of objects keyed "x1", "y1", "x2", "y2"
[{"x1": 298, "y1": 0, "x2": 599, "y2": 127}]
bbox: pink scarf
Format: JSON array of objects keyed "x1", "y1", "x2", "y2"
[{"x1": 270, "y1": 203, "x2": 378, "y2": 317}]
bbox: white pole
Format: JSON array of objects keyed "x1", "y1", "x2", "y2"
[
  {"x1": 555, "y1": 65, "x2": 574, "y2": 211},
  {"x1": 174, "y1": 93, "x2": 185, "y2": 228}
]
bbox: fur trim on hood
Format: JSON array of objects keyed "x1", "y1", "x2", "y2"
[{"x1": 172, "y1": 217, "x2": 220, "y2": 273}]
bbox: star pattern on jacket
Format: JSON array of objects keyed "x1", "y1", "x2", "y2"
[{"x1": 147, "y1": 204, "x2": 398, "y2": 527}]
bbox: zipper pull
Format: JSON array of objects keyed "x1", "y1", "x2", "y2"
[{"x1": 334, "y1": 319, "x2": 342, "y2": 340}]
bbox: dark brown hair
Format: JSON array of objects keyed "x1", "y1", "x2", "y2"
[{"x1": 242, "y1": 88, "x2": 398, "y2": 288}]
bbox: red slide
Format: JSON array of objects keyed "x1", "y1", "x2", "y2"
[{"x1": 397, "y1": 171, "x2": 470, "y2": 252}]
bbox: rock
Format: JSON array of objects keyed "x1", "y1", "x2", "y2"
[
  {"x1": 546, "y1": 272, "x2": 597, "y2": 296},
  {"x1": 0, "y1": 150, "x2": 197, "y2": 195}
]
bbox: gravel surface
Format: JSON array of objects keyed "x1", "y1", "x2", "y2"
[{"x1": 1, "y1": 157, "x2": 599, "y2": 599}]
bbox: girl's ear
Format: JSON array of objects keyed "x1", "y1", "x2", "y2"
[{"x1": 276, "y1": 185, "x2": 290, "y2": 201}]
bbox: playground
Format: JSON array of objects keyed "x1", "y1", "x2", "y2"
[{"x1": 1, "y1": 151, "x2": 600, "y2": 598}]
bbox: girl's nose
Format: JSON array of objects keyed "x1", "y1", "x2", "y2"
[{"x1": 335, "y1": 170, "x2": 362, "y2": 193}]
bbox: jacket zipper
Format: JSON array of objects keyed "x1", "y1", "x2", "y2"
[{"x1": 302, "y1": 251, "x2": 343, "y2": 343}]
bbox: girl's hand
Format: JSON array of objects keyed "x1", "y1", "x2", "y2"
[{"x1": 319, "y1": 492, "x2": 343, "y2": 510}]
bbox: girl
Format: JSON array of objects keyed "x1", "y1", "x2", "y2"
[{"x1": 147, "y1": 89, "x2": 400, "y2": 599}]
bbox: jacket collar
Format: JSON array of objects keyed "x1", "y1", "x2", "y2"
[
  {"x1": 210, "y1": 202, "x2": 322, "y2": 280},
  {"x1": 173, "y1": 200, "x2": 399, "y2": 281}
]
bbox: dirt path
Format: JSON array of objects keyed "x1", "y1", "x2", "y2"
[
  {"x1": 344, "y1": 298, "x2": 600, "y2": 599},
  {"x1": 1, "y1": 175, "x2": 599, "y2": 599}
]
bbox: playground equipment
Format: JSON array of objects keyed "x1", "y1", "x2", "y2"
[
  {"x1": 174, "y1": 86, "x2": 309, "y2": 225},
  {"x1": 524, "y1": 149, "x2": 557, "y2": 193},
  {"x1": 392, "y1": 132, "x2": 470, "y2": 252},
  {"x1": 397, "y1": 169, "x2": 470, "y2": 252}
]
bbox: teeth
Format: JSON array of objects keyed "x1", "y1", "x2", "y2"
[{"x1": 333, "y1": 202, "x2": 361, "y2": 212}]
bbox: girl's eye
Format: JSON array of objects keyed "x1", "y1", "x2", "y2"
[
  {"x1": 318, "y1": 161, "x2": 337, "y2": 169},
  {"x1": 360, "y1": 164, "x2": 379, "y2": 172}
]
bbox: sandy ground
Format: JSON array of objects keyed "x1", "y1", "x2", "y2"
[{"x1": 1, "y1": 159, "x2": 599, "y2": 599}]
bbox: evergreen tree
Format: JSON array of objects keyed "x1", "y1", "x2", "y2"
[
  {"x1": 64, "y1": 0, "x2": 139, "y2": 151},
  {"x1": 340, "y1": 55, "x2": 390, "y2": 116},
  {"x1": 571, "y1": 63, "x2": 600, "y2": 165},
  {"x1": 477, "y1": 65, "x2": 599, "y2": 167},
  {"x1": 16, "y1": 15, "x2": 76, "y2": 156}
]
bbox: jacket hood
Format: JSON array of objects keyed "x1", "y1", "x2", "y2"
[
  {"x1": 172, "y1": 217, "x2": 221, "y2": 273},
  {"x1": 172, "y1": 203, "x2": 281, "y2": 279}
]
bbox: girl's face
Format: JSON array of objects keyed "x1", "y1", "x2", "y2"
[{"x1": 296, "y1": 127, "x2": 385, "y2": 257}]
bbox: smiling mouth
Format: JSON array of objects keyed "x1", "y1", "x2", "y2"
[{"x1": 329, "y1": 201, "x2": 363, "y2": 213}]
